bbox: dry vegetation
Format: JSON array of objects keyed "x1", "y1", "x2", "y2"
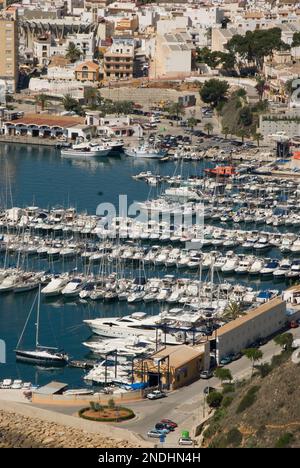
[{"x1": 202, "y1": 354, "x2": 300, "y2": 448}]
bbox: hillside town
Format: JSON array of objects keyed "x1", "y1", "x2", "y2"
[{"x1": 0, "y1": 0, "x2": 300, "y2": 451}]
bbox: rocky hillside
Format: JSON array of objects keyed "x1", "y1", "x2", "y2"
[
  {"x1": 0, "y1": 410, "x2": 139, "y2": 448},
  {"x1": 201, "y1": 350, "x2": 300, "y2": 448}
]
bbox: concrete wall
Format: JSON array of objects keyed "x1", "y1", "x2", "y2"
[{"x1": 216, "y1": 299, "x2": 287, "y2": 362}]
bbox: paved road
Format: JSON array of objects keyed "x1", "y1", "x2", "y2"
[{"x1": 31, "y1": 327, "x2": 300, "y2": 446}]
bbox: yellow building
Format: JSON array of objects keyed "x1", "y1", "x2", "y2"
[
  {"x1": 75, "y1": 61, "x2": 100, "y2": 82},
  {"x1": 0, "y1": 8, "x2": 19, "y2": 93},
  {"x1": 134, "y1": 343, "x2": 210, "y2": 390},
  {"x1": 115, "y1": 16, "x2": 138, "y2": 34}
]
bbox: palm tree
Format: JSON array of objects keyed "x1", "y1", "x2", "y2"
[
  {"x1": 167, "y1": 102, "x2": 185, "y2": 125},
  {"x1": 187, "y1": 117, "x2": 197, "y2": 131},
  {"x1": 35, "y1": 93, "x2": 48, "y2": 111},
  {"x1": 252, "y1": 132, "x2": 263, "y2": 147},
  {"x1": 242, "y1": 348, "x2": 263, "y2": 377},
  {"x1": 62, "y1": 94, "x2": 81, "y2": 113},
  {"x1": 222, "y1": 125, "x2": 229, "y2": 139},
  {"x1": 223, "y1": 301, "x2": 245, "y2": 321},
  {"x1": 237, "y1": 129, "x2": 246, "y2": 143},
  {"x1": 204, "y1": 122, "x2": 213, "y2": 135},
  {"x1": 84, "y1": 87, "x2": 102, "y2": 108},
  {"x1": 255, "y1": 76, "x2": 266, "y2": 102},
  {"x1": 66, "y1": 42, "x2": 81, "y2": 63}
]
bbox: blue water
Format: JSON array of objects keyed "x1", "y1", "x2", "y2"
[{"x1": 0, "y1": 144, "x2": 289, "y2": 387}]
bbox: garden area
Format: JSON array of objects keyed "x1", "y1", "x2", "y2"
[{"x1": 79, "y1": 399, "x2": 135, "y2": 423}]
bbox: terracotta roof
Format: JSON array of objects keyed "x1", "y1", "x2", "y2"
[
  {"x1": 75, "y1": 61, "x2": 99, "y2": 72},
  {"x1": 215, "y1": 297, "x2": 284, "y2": 337},
  {"x1": 152, "y1": 344, "x2": 205, "y2": 368},
  {"x1": 5, "y1": 113, "x2": 84, "y2": 128}
]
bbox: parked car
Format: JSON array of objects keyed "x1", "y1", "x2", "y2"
[
  {"x1": 160, "y1": 418, "x2": 178, "y2": 428},
  {"x1": 147, "y1": 429, "x2": 165, "y2": 438},
  {"x1": 289, "y1": 320, "x2": 299, "y2": 329},
  {"x1": 178, "y1": 437, "x2": 194, "y2": 446},
  {"x1": 231, "y1": 352, "x2": 242, "y2": 361},
  {"x1": 200, "y1": 370, "x2": 213, "y2": 379},
  {"x1": 147, "y1": 390, "x2": 167, "y2": 400},
  {"x1": 220, "y1": 355, "x2": 232, "y2": 366},
  {"x1": 155, "y1": 423, "x2": 173, "y2": 432}
]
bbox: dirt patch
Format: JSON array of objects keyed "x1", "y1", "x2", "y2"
[{"x1": 83, "y1": 409, "x2": 131, "y2": 420}]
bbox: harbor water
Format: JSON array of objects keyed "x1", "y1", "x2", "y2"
[{"x1": 0, "y1": 144, "x2": 291, "y2": 387}]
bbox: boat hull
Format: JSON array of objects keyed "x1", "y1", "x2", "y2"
[{"x1": 16, "y1": 350, "x2": 68, "y2": 366}]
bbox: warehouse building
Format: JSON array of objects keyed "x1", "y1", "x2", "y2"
[{"x1": 213, "y1": 297, "x2": 287, "y2": 363}]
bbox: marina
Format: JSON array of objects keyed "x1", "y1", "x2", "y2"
[{"x1": 0, "y1": 141, "x2": 298, "y2": 393}]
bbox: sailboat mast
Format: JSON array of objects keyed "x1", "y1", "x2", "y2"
[{"x1": 36, "y1": 284, "x2": 41, "y2": 348}]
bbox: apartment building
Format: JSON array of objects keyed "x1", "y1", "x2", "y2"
[
  {"x1": 0, "y1": 10, "x2": 19, "y2": 93},
  {"x1": 151, "y1": 31, "x2": 193, "y2": 79},
  {"x1": 103, "y1": 37, "x2": 134, "y2": 80}
]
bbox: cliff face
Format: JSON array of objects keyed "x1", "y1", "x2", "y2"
[
  {"x1": 202, "y1": 357, "x2": 300, "y2": 448},
  {"x1": 0, "y1": 410, "x2": 139, "y2": 448}
]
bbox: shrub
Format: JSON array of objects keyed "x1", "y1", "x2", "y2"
[
  {"x1": 226, "y1": 427, "x2": 243, "y2": 447},
  {"x1": 222, "y1": 395, "x2": 234, "y2": 408},
  {"x1": 108, "y1": 398, "x2": 115, "y2": 409},
  {"x1": 212, "y1": 407, "x2": 227, "y2": 422},
  {"x1": 275, "y1": 432, "x2": 294, "y2": 448},
  {"x1": 207, "y1": 391, "x2": 223, "y2": 408},
  {"x1": 236, "y1": 386, "x2": 260, "y2": 414},
  {"x1": 255, "y1": 363, "x2": 272, "y2": 378},
  {"x1": 208, "y1": 434, "x2": 227, "y2": 448},
  {"x1": 203, "y1": 422, "x2": 220, "y2": 439},
  {"x1": 222, "y1": 383, "x2": 235, "y2": 394}
]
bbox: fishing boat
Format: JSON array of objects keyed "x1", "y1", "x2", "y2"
[
  {"x1": 124, "y1": 144, "x2": 166, "y2": 159},
  {"x1": 15, "y1": 286, "x2": 69, "y2": 366},
  {"x1": 61, "y1": 142, "x2": 110, "y2": 158}
]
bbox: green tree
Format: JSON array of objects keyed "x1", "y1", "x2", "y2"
[
  {"x1": 84, "y1": 87, "x2": 102, "y2": 109},
  {"x1": 214, "y1": 367, "x2": 233, "y2": 384},
  {"x1": 207, "y1": 391, "x2": 223, "y2": 408},
  {"x1": 226, "y1": 28, "x2": 290, "y2": 71},
  {"x1": 292, "y1": 31, "x2": 300, "y2": 48},
  {"x1": 242, "y1": 348, "x2": 263, "y2": 377},
  {"x1": 66, "y1": 42, "x2": 81, "y2": 63},
  {"x1": 237, "y1": 128, "x2": 247, "y2": 143},
  {"x1": 204, "y1": 122, "x2": 213, "y2": 135},
  {"x1": 35, "y1": 93, "x2": 48, "y2": 111},
  {"x1": 187, "y1": 117, "x2": 198, "y2": 131},
  {"x1": 108, "y1": 398, "x2": 115, "y2": 409},
  {"x1": 167, "y1": 102, "x2": 185, "y2": 121},
  {"x1": 89, "y1": 401, "x2": 96, "y2": 411},
  {"x1": 273, "y1": 333, "x2": 293, "y2": 351},
  {"x1": 62, "y1": 94, "x2": 81, "y2": 114},
  {"x1": 252, "y1": 132, "x2": 263, "y2": 147},
  {"x1": 200, "y1": 79, "x2": 229, "y2": 108},
  {"x1": 222, "y1": 126, "x2": 230, "y2": 139},
  {"x1": 255, "y1": 76, "x2": 266, "y2": 101}
]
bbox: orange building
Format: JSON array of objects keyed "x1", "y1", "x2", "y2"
[{"x1": 74, "y1": 61, "x2": 100, "y2": 82}]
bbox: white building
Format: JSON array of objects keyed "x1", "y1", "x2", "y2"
[{"x1": 151, "y1": 31, "x2": 193, "y2": 79}]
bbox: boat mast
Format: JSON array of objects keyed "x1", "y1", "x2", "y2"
[{"x1": 36, "y1": 284, "x2": 41, "y2": 348}]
